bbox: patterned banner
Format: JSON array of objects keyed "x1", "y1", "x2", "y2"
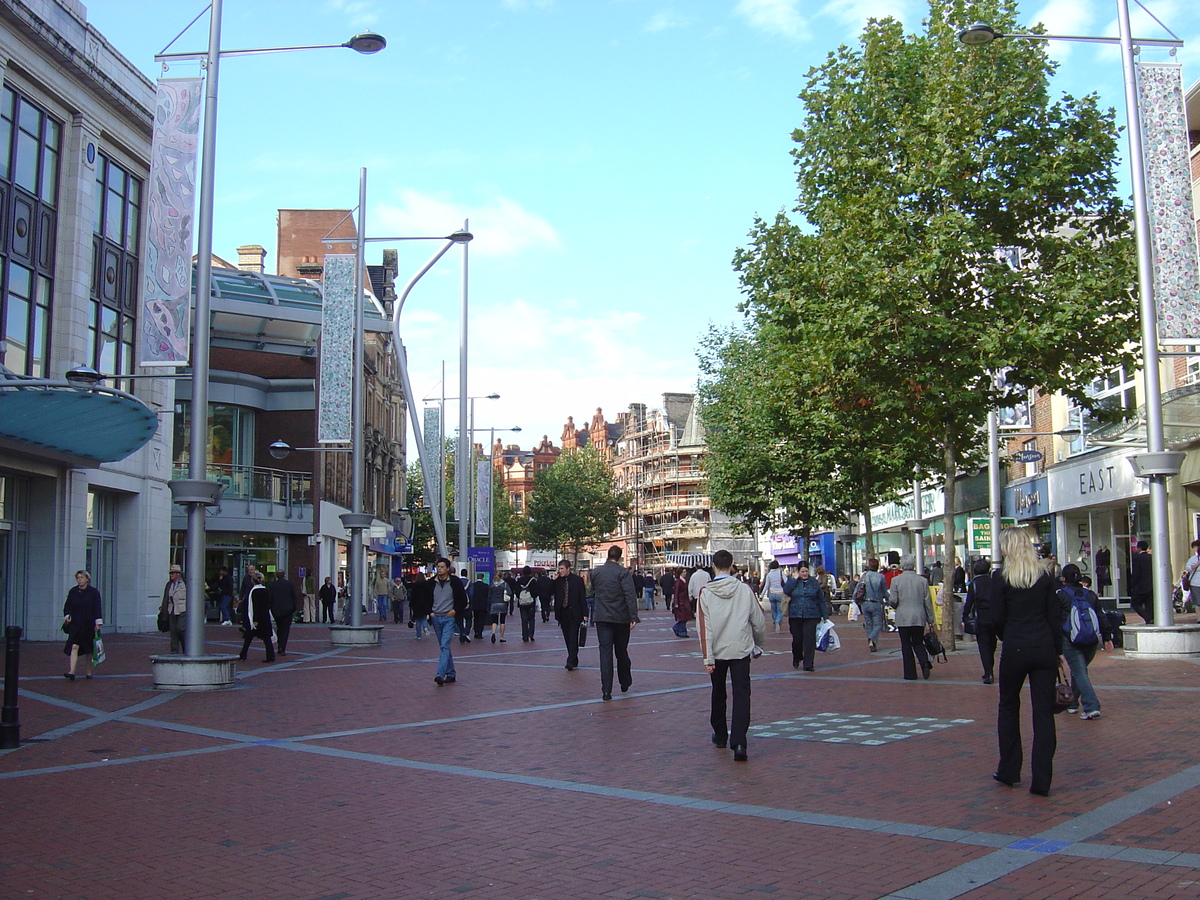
[
  {"x1": 423, "y1": 406, "x2": 443, "y2": 514},
  {"x1": 318, "y1": 255, "x2": 355, "y2": 442},
  {"x1": 140, "y1": 78, "x2": 202, "y2": 366},
  {"x1": 1136, "y1": 61, "x2": 1200, "y2": 342},
  {"x1": 475, "y1": 458, "x2": 492, "y2": 538}
]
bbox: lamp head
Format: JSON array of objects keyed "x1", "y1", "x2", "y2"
[
  {"x1": 448, "y1": 230, "x2": 473, "y2": 244},
  {"x1": 487, "y1": 393, "x2": 500, "y2": 400},
  {"x1": 958, "y1": 22, "x2": 1003, "y2": 46},
  {"x1": 269, "y1": 440, "x2": 292, "y2": 460},
  {"x1": 344, "y1": 32, "x2": 387, "y2": 54},
  {"x1": 512, "y1": 426, "x2": 522, "y2": 432},
  {"x1": 65, "y1": 365, "x2": 105, "y2": 389}
]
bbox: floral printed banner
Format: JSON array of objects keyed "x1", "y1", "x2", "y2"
[
  {"x1": 1137, "y1": 61, "x2": 1200, "y2": 342},
  {"x1": 140, "y1": 78, "x2": 202, "y2": 366},
  {"x1": 423, "y1": 406, "x2": 442, "y2": 514},
  {"x1": 475, "y1": 458, "x2": 491, "y2": 537},
  {"x1": 318, "y1": 255, "x2": 355, "y2": 443}
]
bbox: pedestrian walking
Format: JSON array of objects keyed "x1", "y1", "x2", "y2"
[
  {"x1": 1129, "y1": 540, "x2": 1153, "y2": 624},
  {"x1": 408, "y1": 572, "x2": 431, "y2": 639},
  {"x1": 62, "y1": 570, "x2": 102, "y2": 680},
  {"x1": 390, "y1": 575, "x2": 408, "y2": 625},
  {"x1": 456, "y1": 569, "x2": 474, "y2": 643},
  {"x1": 516, "y1": 566, "x2": 539, "y2": 642},
  {"x1": 238, "y1": 571, "x2": 275, "y2": 662},
  {"x1": 888, "y1": 555, "x2": 935, "y2": 681},
  {"x1": 671, "y1": 577, "x2": 694, "y2": 637},
  {"x1": 159, "y1": 564, "x2": 187, "y2": 654},
  {"x1": 859, "y1": 559, "x2": 887, "y2": 652},
  {"x1": 993, "y1": 525, "x2": 1062, "y2": 797},
  {"x1": 553, "y1": 559, "x2": 587, "y2": 669},
  {"x1": 698, "y1": 550, "x2": 767, "y2": 762},
  {"x1": 267, "y1": 570, "x2": 299, "y2": 655},
  {"x1": 318, "y1": 576, "x2": 337, "y2": 624},
  {"x1": 1057, "y1": 563, "x2": 1113, "y2": 719},
  {"x1": 373, "y1": 569, "x2": 391, "y2": 623},
  {"x1": 761, "y1": 560, "x2": 785, "y2": 633},
  {"x1": 962, "y1": 559, "x2": 998, "y2": 683},
  {"x1": 213, "y1": 566, "x2": 234, "y2": 625},
  {"x1": 470, "y1": 574, "x2": 490, "y2": 639},
  {"x1": 489, "y1": 573, "x2": 512, "y2": 643},
  {"x1": 420, "y1": 558, "x2": 469, "y2": 685},
  {"x1": 783, "y1": 563, "x2": 829, "y2": 671},
  {"x1": 589, "y1": 545, "x2": 639, "y2": 701}
]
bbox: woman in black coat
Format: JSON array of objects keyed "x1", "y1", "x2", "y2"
[
  {"x1": 993, "y1": 526, "x2": 1063, "y2": 797},
  {"x1": 238, "y1": 572, "x2": 275, "y2": 662},
  {"x1": 63, "y1": 570, "x2": 103, "y2": 680}
]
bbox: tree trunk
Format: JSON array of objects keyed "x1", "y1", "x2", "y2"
[
  {"x1": 940, "y1": 432, "x2": 958, "y2": 652},
  {"x1": 860, "y1": 473, "x2": 876, "y2": 561}
]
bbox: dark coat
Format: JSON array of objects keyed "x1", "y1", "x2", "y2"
[
  {"x1": 963, "y1": 572, "x2": 997, "y2": 626},
  {"x1": 267, "y1": 576, "x2": 299, "y2": 618},
  {"x1": 660, "y1": 572, "x2": 675, "y2": 598},
  {"x1": 239, "y1": 584, "x2": 272, "y2": 638},
  {"x1": 994, "y1": 572, "x2": 1062, "y2": 654},
  {"x1": 470, "y1": 580, "x2": 491, "y2": 612},
  {"x1": 63, "y1": 585, "x2": 102, "y2": 654},
  {"x1": 1129, "y1": 550, "x2": 1152, "y2": 595},
  {"x1": 408, "y1": 580, "x2": 433, "y2": 619},
  {"x1": 553, "y1": 572, "x2": 587, "y2": 622}
]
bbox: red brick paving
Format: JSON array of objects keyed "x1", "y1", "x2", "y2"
[{"x1": 3, "y1": 609, "x2": 1200, "y2": 899}]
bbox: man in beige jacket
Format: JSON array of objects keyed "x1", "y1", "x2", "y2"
[{"x1": 698, "y1": 549, "x2": 767, "y2": 761}]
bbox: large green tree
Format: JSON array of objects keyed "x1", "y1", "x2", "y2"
[
  {"x1": 527, "y1": 448, "x2": 630, "y2": 561},
  {"x1": 723, "y1": 0, "x2": 1137, "y2": 643}
]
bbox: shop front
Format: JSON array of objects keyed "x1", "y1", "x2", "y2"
[
  {"x1": 1047, "y1": 449, "x2": 1147, "y2": 602},
  {"x1": 1004, "y1": 474, "x2": 1054, "y2": 553}
]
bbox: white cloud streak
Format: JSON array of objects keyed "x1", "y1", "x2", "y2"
[{"x1": 373, "y1": 189, "x2": 561, "y2": 259}]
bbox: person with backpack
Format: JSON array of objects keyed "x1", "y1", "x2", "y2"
[
  {"x1": 1057, "y1": 563, "x2": 1113, "y2": 720},
  {"x1": 516, "y1": 566, "x2": 539, "y2": 642}
]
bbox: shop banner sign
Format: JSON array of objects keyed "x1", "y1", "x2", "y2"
[
  {"x1": 317, "y1": 254, "x2": 355, "y2": 443},
  {"x1": 1137, "y1": 61, "x2": 1200, "y2": 342},
  {"x1": 141, "y1": 77, "x2": 202, "y2": 367},
  {"x1": 968, "y1": 517, "x2": 1017, "y2": 553}
]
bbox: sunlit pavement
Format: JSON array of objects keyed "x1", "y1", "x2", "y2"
[{"x1": 4, "y1": 609, "x2": 1200, "y2": 899}]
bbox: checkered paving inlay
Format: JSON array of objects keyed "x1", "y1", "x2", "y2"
[{"x1": 750, "y1": 712, "x2": 974, "y2": 746}]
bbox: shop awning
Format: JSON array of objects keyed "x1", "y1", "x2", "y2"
[
  {"x1": 0, "y1": 375, "x2": 158, "y2": 465},
  {"x1": 1088, "y1": 383, "x2": 1200, "y2": 449},
  {"x1": 665, "y1": 553, "x2": 712, "y2": 568}
]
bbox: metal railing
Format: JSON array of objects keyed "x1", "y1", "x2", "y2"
[{"x1": 171, "y1": 463, "x2": 312, "y2": 519}]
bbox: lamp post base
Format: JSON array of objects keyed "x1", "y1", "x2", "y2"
[
  {"x1": 150, "y1": 654, "x2": 239, "y2": 691},
  {"x1": 1122, "y1": 624, "x2": 1200, "y2": 658},
  {"x1": 329, "y1": 625, "x2": 384, "y2": 647}
]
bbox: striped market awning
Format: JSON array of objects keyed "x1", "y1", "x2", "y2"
[{"x1": 665, "y1": 553, "x2": 712, "y2": 568}]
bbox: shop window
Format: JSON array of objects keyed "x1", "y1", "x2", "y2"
[
  {"x1": 1066, "y1": 366, "x2": 1138, "y2": 456},
  {"x1": 173, "y1": 402, "x2": 256, "y2": 472},
  {"x1": 89, "y1": 152, "x2": 140, "y2": 388}
]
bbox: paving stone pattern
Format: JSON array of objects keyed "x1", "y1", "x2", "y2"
[{"x1": 4, "y1": 608, "x2": 1200, "y2": 899}]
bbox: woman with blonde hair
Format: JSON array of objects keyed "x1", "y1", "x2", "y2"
[{"x1": 993, "y1": 526, "x2": 1062, "y2": 797}]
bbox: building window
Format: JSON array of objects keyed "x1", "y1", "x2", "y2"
[
  {"x1": 86, "y1": 490, "x2": 118, "y2": 625},
  {"x1": 173, "y1": 403, "x2": 256, "y2": 472},
  {"x1": 1066, "y1": 366, "x2": 1138, "y2": 455},
  {"x1": 0, "y1": 87, "x2": 59, "y2": 377},
  {"x1": 90, "y1": 153, "x2": 140, "y2": 386}
]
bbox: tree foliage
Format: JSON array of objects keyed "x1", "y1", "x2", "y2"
[
  {"x1": 707, "y1": 0, "x2": 1137, "y2": 641},
  {"x1": 527, "y1": 448, "x2": 631, "y2": 559}
]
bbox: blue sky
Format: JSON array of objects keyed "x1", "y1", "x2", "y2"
[{"x1": 86, "y1": 0, "x2": 1198, "y2": 452}]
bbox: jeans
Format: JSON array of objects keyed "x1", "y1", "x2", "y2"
[
  {"x1": 672, "y1": 620, "x2": 690, "y2": 638},
  {"x1": 710, "y1": 656, "x2": 752, "y2": 749},
  {"x1": 643, "y1": 587, "x2": 655, "y2": 610},
  {"x1": 218, "y1": 594, "x2": 232, "y2": 623},
  {"x1": 1062, "y1": 642, "x2": 1100, "y2": 713},
  {"x1": 997, "y1": 644, "x2": 1057, "y2": 794},
  {"x1": 768, "y1": 592, "x2": 783, "y2": 626},
  {"x1": 595, "y1": 622, "x2": 632, "y2": 695},
  {"x1": 375, "y1": 595, "x2": 388, "y2": 621},
  {"x1": 432, "y1": 615, "x2": 456, "y2": 679},
  {"x1": 414, "y1": 616, "x2": 428, "y2": 639},
  {"x1": 457, "y1": 611, "x2": 473, "y2": 639},
  {"x1": 860, "y1": 600, "x2": 883, "y2": 643}
]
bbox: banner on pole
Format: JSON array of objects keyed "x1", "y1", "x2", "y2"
[
  {"x1": 318, "y1": 254, "x2": 355, "y2": 443},
  {"x1": 140, "y1": 78, "x2": 202, "y2": 367},
  {"x1": 423, "y1": 406, "x2": 443, "y2": 514},
  {"x1": 475, "y1": 458, "x2": 492, "y2": 537},
  {"x1": 1136, "y1": 61, "x2": 1200, "y2": 342}
]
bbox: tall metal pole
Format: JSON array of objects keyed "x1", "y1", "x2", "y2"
[
  {"x1": 467, "y1": 396, "x2": 477, "y2": 557},
  {"x1": 183, "y1": 0, "x2": 223, "y2": 657},
  {"x1": 1117, "y1": 0, "x2": 1172, "y2": 626},
  {"x1": 988, "y1": 408, "x2": 1002, "y2": 569},
  {"x1": 912, "y1": 477, "x2": 925, "y2": 568},
  {"x1": 348, "y1": 167, "x2": 368, "y2": 627},
  {"x1": 489, "y1": 425, "x2": 495, "y2": 548},
  {"x1": 440, "y1": 361, "x2": 446, "y2": 553},
  {"x1": 457, "y1": 219, "x2": 470, "y2": 563}
]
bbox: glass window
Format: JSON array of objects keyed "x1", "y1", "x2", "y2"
[{"x1": 90, "y1": 153, "x2": 142, "y2": 377}]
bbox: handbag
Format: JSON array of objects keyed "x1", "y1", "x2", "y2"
[
  {"x1": 578, "y1": 622, "x2": 588, "y2": 647},
  {"x1": 1053, "y1": 661, "x2": 1075, "y2": 714},
  {"x1": 922, "y1": 628, "x2": 947, "y2": 663},
  {"x1": 61, "y1": 619, "x2": 71, "y2": 635},
  {"x1": 157, "y1": 610, "x2": 170, "y2": 632},
  {"x1": 91, "y1": 635, "x2": 106, "y2": 666},
  {"x1": 963, "y1": 612, "x2": 978, "y2": 636}
]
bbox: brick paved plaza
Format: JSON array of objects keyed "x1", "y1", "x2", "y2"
[{"x1": 4, "y1": 609, "x2": 1200, "y2": 899}]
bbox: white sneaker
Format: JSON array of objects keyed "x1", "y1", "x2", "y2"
[
  {"x1": 1081, "y1": 710, "x2": 1102, "y2": 720},
  {"x1": 1066, "y1": 707, "x2": 1078, "y2": 714}
]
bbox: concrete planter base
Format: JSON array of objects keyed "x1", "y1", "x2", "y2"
[
  {"x1": 150, "y1": 654, "x2": 239, "y2": 691},
  {"x1": 1122, "y1": 624, "x2": 1200, "y2": 658},
  {"x1": 329, "y1": 625, "x2": 384, "y2": 647}
]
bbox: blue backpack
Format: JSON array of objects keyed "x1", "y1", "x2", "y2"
[{"x1": 1061, "y1": 586, "x2": 1100, "y2": 647}]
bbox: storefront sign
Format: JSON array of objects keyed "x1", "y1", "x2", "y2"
[
  {"x1": 1005, "y1": 477, "x2": 1048, "y2": 520},
  {"x1": 1046, "y1": 451, "x2": 1143, "y2": 513},
  {"x1": 968, "y1": 517, "x2": 1017, "y2": 552},
  {"x1": 863, "y1": 488, "x2": 943, "y2": 531}
]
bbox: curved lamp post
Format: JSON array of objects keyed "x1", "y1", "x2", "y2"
[
  {"x1": 156, "y1": 1, "x2": 384, "y2": 668},
  {"x1": 959, "y1": 3, "x2": 1186, "y2": 629}
]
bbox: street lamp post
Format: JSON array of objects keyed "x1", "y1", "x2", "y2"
[
  {"x1": 960, "y1": 4, "x2": 1195, "y2": 653},
  {"x1": 154, "y1": 1, "x2": 383, "y2": 686}
]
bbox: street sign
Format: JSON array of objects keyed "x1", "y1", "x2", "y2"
[
  {"x1": 968, "y1": 517, "x2": 1017, "y2": 552},
  {"x1": 1011, "y1": 449, "x2": 1044, "y2": 463}
]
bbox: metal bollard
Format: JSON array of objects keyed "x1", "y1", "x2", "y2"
[{"x1": 1, "y1": 625, "x2": 21, "y2": 749}]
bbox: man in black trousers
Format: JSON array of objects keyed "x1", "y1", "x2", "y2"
[
  {"x1": 1129, "y1": 540, "x2": 1153, "y2": 625},
  {"x1": 267, "y1": 569, "x2": 300, "y2": 656},
  {"x1": 553, "y1": 560, "x2": 587, "y2": 670},
  {"x1": 589, "y1": 545, "x2": 640, "y2": 700}
]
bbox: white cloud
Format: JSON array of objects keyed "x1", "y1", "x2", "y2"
[
  {"x1": 734, "y1": 0, "x2": 810, "y2": 41},
  {"x1": 373, "y1": 189, "x2": 561, "y2": 259},
  {"x1": 323, "y1": 0, "x2": 381, "y2": 30},
  {"x1": 819, "y1": 0, "x2": 918, "y2": 30},
  {"x1": 645, "y1": 9, "x2": 691, "y2": 33}
]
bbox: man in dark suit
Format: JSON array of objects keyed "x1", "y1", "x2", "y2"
[
  {"x1": 1129, "y1": 540, "x2": 1153, "y2": 624},
  {"x1": 536, "y1": 569, "x2": 554, "y2": 623},
  {"x1": 267, "y1": 569, "x2": 300, "y2": 655},
  {"x1": 553, "y1": 559, "x2": 588, "y2": 670}
]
